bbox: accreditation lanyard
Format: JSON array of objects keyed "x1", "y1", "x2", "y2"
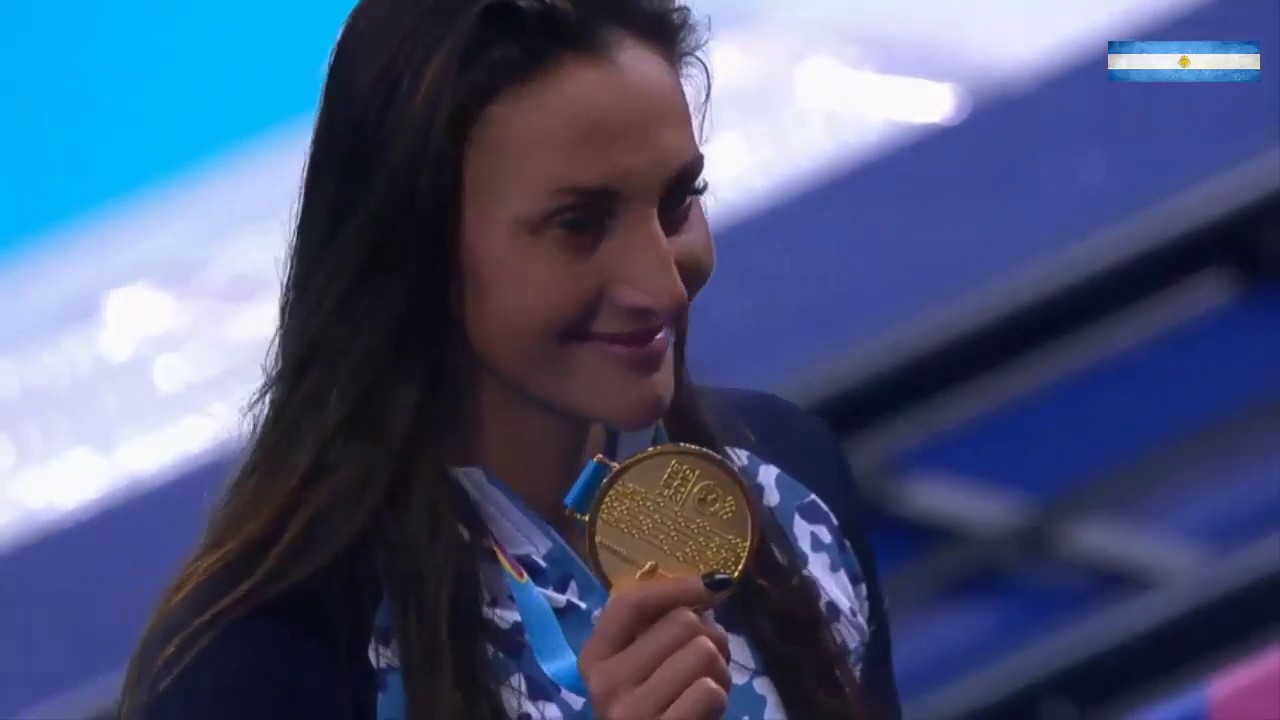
[
  {"x1": 490, "y1": 538, "x2": 588, "y2": 695},
  {"x1": 490, "y1": 424, "x2": 670, "y2": 697}
]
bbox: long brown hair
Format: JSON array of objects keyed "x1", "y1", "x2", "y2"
[{"x1": 120, "y1": 1, "x2": 867, "y2": 718}]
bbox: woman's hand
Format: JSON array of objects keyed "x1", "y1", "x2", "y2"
[{"x1": 578, "y1": 573, "x2": 735, "y2": 719}]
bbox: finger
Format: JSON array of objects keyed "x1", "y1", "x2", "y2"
[
  {"x1": 629, "y1": 634, "x2": 732, "y2": 716},
  {"x1": 659, "y1": 676, "x2": 730, "y2": 720},
  {"x1": 581, "y1": 575, "x2": 716, "y2": 664},
  {"x1": 700, "y1": 612, "x2": 731, "y2": 663},
  {"x1": 651, "y1": 635, "x2": 733, "y2": 694},
  {"x1": 605, "y1": 607, "x2": 728, "y2": 686}
]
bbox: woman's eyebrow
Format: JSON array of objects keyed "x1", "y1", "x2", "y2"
[
  {"x1": 549, "y1": 185, "x2": 623, "y2": 204},
  {"x1": 546, "y1": 151, "x2": 706, "y2": 201}
]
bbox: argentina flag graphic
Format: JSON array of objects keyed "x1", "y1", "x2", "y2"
[{"x1": 1107, "y1": 41, "x2": 1261, "y2": 82}]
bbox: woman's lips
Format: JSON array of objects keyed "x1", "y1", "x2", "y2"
[
  {"x1": 576, "y1": 324, "x2": 672, "y2": 371},
  {"x1": 584, "y1": 325, "x2": 666, "y2": 348}
]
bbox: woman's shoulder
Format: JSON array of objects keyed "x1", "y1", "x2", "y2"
[
  {"x1": 132, "y1": 564, "x2": 378, "y2": 720},
  {"x1": 701, "y1": 385, "x2": 904, "y2": 719},
  {"x1": 723, "y1": 430, "x2": 874, "y2": 669},
  {"x1": 701, "y1": 386, "x2": 827, "y2": 438},
  {"x1": 701, "y1": 387, "x2": 845, "y2": 467},
  {"x1": 137, "y1": 612, "x2": 358, "y2": 720},
  {"x1": 699, "y1": 387, "x2": 860, "y2": 520}
]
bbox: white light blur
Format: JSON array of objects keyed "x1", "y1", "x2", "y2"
[
  {"x1": 63, "y1": 332, "x2": 99, "y2": 371},
  {"x1": 223, "y1": 296, "x2": 278, "y2": 343},
  {"x1": 1, "y1": 404, "x2": 239, "y2": 536},
  {"x1": 709, "y1": 42, "x2": 754, "y2": 89},
  {"x1": 150, "y1": 352, "x2": 194, "y2": 395},
  {"x1": 702, "y1": 131, "x2": 754, "y2": 188},
  {"x1": 0, "y1": 435, "x2": 15, "y2": 473},
  {"x1": 10, "y1": 445, "x2": 116, "y2": 512},
  {"x1": 96, "y1": 283, "x2": 181, "y2": 363},
  {"x1": 110, "y1": 412, "x2": 224, "y2": 478},
  {"x1": 793, "y1": 54, "x2": 970, "y2": 126},
  {"x1": 0, "y1": 358, "x2": 19, "y2": 400},
  {"x1": 27, "y1": 349, "x2": 72, "y2": 393}
]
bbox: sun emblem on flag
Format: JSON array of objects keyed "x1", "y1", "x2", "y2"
[{"x1": 1178, "y1": 54, "x2": 1191, "y2": 68}]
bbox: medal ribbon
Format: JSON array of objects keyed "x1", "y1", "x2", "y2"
[
  {"x1": 490, "y1": 538, "x2": 589, "y2": 696},
  {"x1": 488, "y1": 425, "x2": 667, "y2": 698},
  {"x1": 376, "y1": 427, "x2": 673, "y2": 719},
  {"x1": 488, "y1": 422, "x2": 665, "y2": 696},
  {"x1": 567, "y1": 422, "x2": 670, "y2": 515}
]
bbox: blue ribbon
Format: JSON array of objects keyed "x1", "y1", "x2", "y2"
[
  {"x1": 564, "y1": 425, "x2": 668, "y2": 515},
  {"x1": 489, "y1": 425, "x2": 670, "y2": 699},
  {"x1": 564, "y1": 455, "x2": 611, "y2": 518},
  {"x1": 492, "y1": 542, "x2": 589, "y2": 696}
]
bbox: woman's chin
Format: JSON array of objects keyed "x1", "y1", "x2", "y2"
[{"x1": 598, "y1": 388, "x2": 674, "y2": 433}]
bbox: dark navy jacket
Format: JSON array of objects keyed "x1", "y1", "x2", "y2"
[{"x1": 135, "y1": 388, "x2": 900, "y2": 719}]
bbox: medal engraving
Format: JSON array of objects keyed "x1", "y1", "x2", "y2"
[{"x1": 583, "y1": 444, "x2": 757, "y2": 592}]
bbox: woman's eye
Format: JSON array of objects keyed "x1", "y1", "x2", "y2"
[
  {"x1": 659, "y1": 179, "x2": 708, "y2": 236},
  {"x1": 554, "y1": 206, "x2": 613, "y2": 247}
]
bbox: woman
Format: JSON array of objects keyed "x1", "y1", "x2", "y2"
[{"x1": 120, "y1": 0, "x2": 900, "y2": 718}]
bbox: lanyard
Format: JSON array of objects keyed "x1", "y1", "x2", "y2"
[
  {"x1": 489, "y1": 424, "x2": 669, "y2": 697},
  {"x1": 490, "y1": 538, "x2": 589, "y2": 695}
]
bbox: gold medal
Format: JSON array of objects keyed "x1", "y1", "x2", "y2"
[{"x1": 575, "y1": 444, "x2": 758, "y2": 593}]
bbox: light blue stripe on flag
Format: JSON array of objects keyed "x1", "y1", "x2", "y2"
[
  {"x1": 1108, "y1": 69, "x2": 1260, "y2": 83},
  {"x1": 1108, "y1": 40, "x2": 1259, "y2": 55}
]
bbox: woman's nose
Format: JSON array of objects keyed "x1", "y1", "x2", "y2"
[{"x1": 606, "y1": 222, "x2": 691, "y2": 321}]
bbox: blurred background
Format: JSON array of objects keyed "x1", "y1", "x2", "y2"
[{"x1": 1, "y1": 0, "x2": 1277, "y2": 718}]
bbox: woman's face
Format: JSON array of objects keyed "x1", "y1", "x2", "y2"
[{"x1": 459, "y1": 35, "x2": 713, "y2": 432}]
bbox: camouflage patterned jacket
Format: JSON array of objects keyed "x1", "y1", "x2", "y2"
[{"x1": 371, "y1": 441, "x2": 873, "y2": 720}]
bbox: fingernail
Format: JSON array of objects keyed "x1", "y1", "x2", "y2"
[{"x1": 701, "y1": 572, "x2": 734, "y2": 593}]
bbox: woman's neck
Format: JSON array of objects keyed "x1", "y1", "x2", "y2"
[{"x1": 456, "y1": 376, "x2": 607, "y2": 535}]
